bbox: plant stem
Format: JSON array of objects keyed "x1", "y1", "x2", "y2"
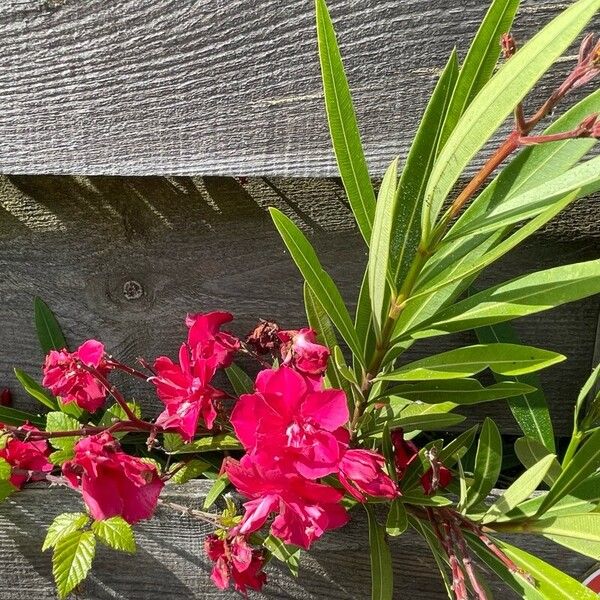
[
  {"x1": 105, "y1": 358, "x2": 151, "y2": 381},
  {"x1": 157, "y1": 499, "x2": 220, "y2": 526},
  {"x1": 562, "y1": 429, "x2": 583, "y2": 468}
]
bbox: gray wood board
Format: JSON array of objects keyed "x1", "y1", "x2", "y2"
[
  {"x1": 0, "y1": 0, "x2": 597, "y2": 176},
  {"x1": 0, "y1": 481, "x2": 595, "y2": 600},
  {"x1": 0, "y1": 174, "x2": 598, "y2": 436}
]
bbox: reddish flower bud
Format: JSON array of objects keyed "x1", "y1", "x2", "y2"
[
  {"x1": 501, "y1": 33, "x2": 516, "y2": 59},
  {"x1": 0, "y1": 388, "x2": 12, "y2": 407},
  {"x1": 278, "y1": 328, "x2": 330, "y2": 376},
  {"x1": 246, "y1": 320, "x2": 281, "y2": 354},
  {"x1": 338, "y1": 449, "x2": 398, "y2": 502}
]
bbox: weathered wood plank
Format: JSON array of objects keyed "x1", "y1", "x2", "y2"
[
  {"x1": 0, "y1": 0, "x2": 597, "y2": 176},
  {"x1": 0, "y1": 481, "x2": 594, "y2": 599},
  {"x1": 0, "y1": 175, "x2": 598, "y2": 436}
]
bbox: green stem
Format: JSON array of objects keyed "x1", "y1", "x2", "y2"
[{"x1": 562, "y1": 430, "x2": 584, "y2": 468}]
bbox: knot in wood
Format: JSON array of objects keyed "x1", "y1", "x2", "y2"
[{"x1": 123, "y1": 280, "x2": 144, "y2": 301}]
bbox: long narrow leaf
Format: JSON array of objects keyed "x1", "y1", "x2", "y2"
[
  {"x1": 514, "y1": 437, "x2": 561, "y2": 485},
  {"x1": 476, "y1": 322, "x2": 555, "y2": 452},
  {"x1": 421, "y1": 0, "x2": 600, "y2": 232},
  {"x1": 369, "y1": 158, "x2": 398, "y2": 335},
  {"x1": 34, "y1": 297, "x2": 67, "y2": 355},
  {"x1": 315, "y1": 0, "x2": 376, "y2": 244},
  {"x1": 365, "y1": 505, "x2": 394, "y2": 600},
  {"x1": 440, "y1": 0, "x2": 520, "y2": 145},
  {"x1": 270, "y1": 208, "x2": 363, "y2": 364},
  {"x1": 392, "y1": 50, "x2": 459, "y2": 288},
  {"x1": 466, "y1": 418, "x2": 502, "y2": 509}
]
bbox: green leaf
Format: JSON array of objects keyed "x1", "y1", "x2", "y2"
[
  {"x1": 263, "y1": 535, "x2": 300, "y2": 577},
  {"x1": 52, "y1": 530, "x2": 96, "y2": 599},
  {"x1": 448, "y1": 157, "x2": 600, "y2": 241},
  {"x1": 575, "y1": 363, "x2": 600, "y2": 429},
  {"x1": 167, "y1": 459, "x2": 211, "y2": 484},
  {"x1": 482, "y1": 454, "x2": 556, "y2": 523},
  {"x1": 365, "y1": 505, "x2": 394, "y2": 600},
  {"x1": 476, "y1": 321, "x2": 555, "y2": 452},
  {"x1": 379, "y1": 343, "x2": 564, "y2": 382},
  {"x1": 409, "y1": 260, "x2": 600, "y2": 339},
  {"x1": 496, "y1": 539, "x2": 598, "y2": 600},
  {"x1": 91, "y1": 516, "x2": 136, "y2": 553},
  {"x1": 401, "y1": 490, "x2": 453, "y2": 507},
  {"x1": 354, "y1": 272, "x2": 377, "y2": 367},
  {"x1": 369, "y1": 157, "x2": 398, "y2": 335},
  {"x1": 46, "y1": 411, "x2": 81, "y2": 457},
  {"x1": 270, "y1": 208, "x2": 363, "y2": 364},
  {"x1": 0, "y1": 406, "x2": 45, "y2": 428},
  {"x1": 42, "y1": 513, "x2": 89, "y2": 552},
  {"x1": 514, "y1": 437, "x2": 561, "y2": 486},
  {"x1": 438, "y1": 425, "x2": 479, "y2": 467},
  {"x1": 0, "y1": 457, "x2": 11, "y2": 481},
  {"x1": 383, "y1": 379, "x2": 535, "y2": 405},
  {"x1": 386, "y1": 499, "x2": 408, "y2": 537},
  {"x1": 466, "y1": 418, "x2": 502, "y2": 509},
  {"x1": 536, "y1": 427, "x2": 600, "y2": 516},
  {"x1": 164, "y1": 433, "x2": 241, "y2": 454},
  {"x1": 203, "y1": 474, "x2": 230, "y2": 510},
  {"x1": 34, "y1": 296, "x2": 67, "y2": 355},
  {"x1": 98, "y1": 402, "x2": 141, "y2": 440},
  {"x1": 439, "y1": 0, "x2": 520, "y2": 145},
  {"x1": 315, "y1": 0, "x2": 376, "y2": 244},
  {"x1": 392, "y1": 50, "x2": 459, "y2": 289},
  {"x1": 225, "y1": 363, "x2": 254, "y2": 396},
  {"x1": 421, "y1": 0, "x2": 600, "y2": 233},
  {"x1": 0, "y1": 480, "x2": 17, "y2": 502},
  {"x1": 496, "y1": 474, "x2": 600, "y2": 522},
  {"x1": 13, "y1": 368, "x2": 59, "y2": 411}
]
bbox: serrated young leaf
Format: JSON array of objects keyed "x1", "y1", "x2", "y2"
[
  {"x1": 0, "y1": 457, "x2": 11, "y2": 480},
  {"x1": 203, "y1": 475, "x2": 230, "y2": 510},
  {"x1": 263, "y1": 535, "x2": 300, "y2": 577},
  {"x1": 0, "y1": 480, "x2": 17, "y2": 502},
  {"x1": 52, "y1": 530, "x2": 96, "y2": 599},
  {"x1": 466, "y1": 418, "x2": 502, "y2": 509},
  {"x1": 34, "y1": 296, "x2": 68, "y2": 355},
  {"x1": 42, "y1": 513, "x2": 89, "y2": 552},
  {"x1": 92, "y1": 517, "x2": 136, "y2": 553},
  {"x1": 46, "y1": 411, "x2": 81, "y2": 452},
  {"x1": 386, "y1": 499, "x2": 407, "y2": 537},
  {"x1": 168, "y1": 459, "x2": 211, "y2": 484},
  {"x1": 482, "y1": 454, "x2": 556, "y2": 523},
  {"x1": 58, "y1": 398, "x2": 85, "y2": 419},
  {"x1": 50, "y1": 448, "x2": 75, "y2": 466},
  {"x1": 13, "y1": 368, "x2": 59, "y2": 411},
  {"x1": 98, "y1": 402, "x2": 141, "y2": 439},
  {"x1": 166, "y1": 434, "x2": 241, "y2": 455}
]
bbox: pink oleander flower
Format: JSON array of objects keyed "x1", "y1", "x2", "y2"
[
  {"x1": 225, "y1": 454, "x2": 349, "y2": 550},
  {"x1": 0, "y1": 424, "x2": 52, "y2": 488},
  {"x1": 230, "y1": 366, "x2": 349, "y2": 479},
  {"x1": 391, "y1": 429, "x2": 452, "y2": 496},
  {"x1": 338, "y1": 449, "x2": 398, "y2": 502},
  {"x1": 204, "y1": 534, "x2": 267, "y2": 595},
  {"x1": 278, "y1": 328, "x2": 330, "y2": 376},
  {"x1": 186, "y1": 311, "x2": 240, "y2": 368},
  {"x1": 151, "y1": 344, "x2": 225, "y2": 439},
  {"x1": 62, "y1": 432, "x2": 163, "y2": 524},
  {"x1": 42, "y1": 339, "x2": 108, "y2": 412}
]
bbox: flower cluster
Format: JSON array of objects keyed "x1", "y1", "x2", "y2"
[
  {"x1": 151, "y1": 312, "x2": 239, "y2": 439},
  {"x1": 225, "y1": 336, "x2": 397, "y2": 551}
]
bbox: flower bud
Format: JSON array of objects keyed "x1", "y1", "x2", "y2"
[{"x1": 501, "y1": 33, "x2": 516, "y2": 59}]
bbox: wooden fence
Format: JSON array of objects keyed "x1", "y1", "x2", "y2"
[{"x1": 0, "y1": 0, "x2": 599, "y2": 597}]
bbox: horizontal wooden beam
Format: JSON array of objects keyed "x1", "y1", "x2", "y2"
[
  {"x1": 0, "y1": 175, "x2": 598, "y2": 436},
  {"x1": 0, "y1": 481, "x2": 594, "y2": 599},
  {"x1": 0, "y1": 0, "x2": 595, "y2": 176}
]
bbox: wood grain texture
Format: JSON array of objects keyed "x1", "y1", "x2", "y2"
[
  {"x1": 0, "y1": 174, "x2": 598, "y2": 437},
  {"x1": 0, "y1": 0, "x2": 597, "y2": 176},
  {"x1": 0, "y1": 481, "x2": 595, "y2": 600}
]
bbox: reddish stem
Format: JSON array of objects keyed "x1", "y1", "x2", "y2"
[{"x1": 105, "y1": 358, "x2": 151, "y2": 381}]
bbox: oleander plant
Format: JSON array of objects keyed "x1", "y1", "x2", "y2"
[{"x1": 2, "y1": 0, "x2": 600, "y2": 598}]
